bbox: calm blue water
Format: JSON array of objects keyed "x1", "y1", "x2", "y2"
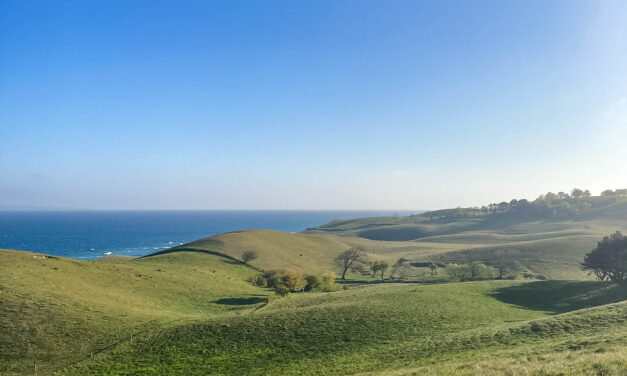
[{"x1": 0, "y1": 211, "x2": 417, "y2": 259}]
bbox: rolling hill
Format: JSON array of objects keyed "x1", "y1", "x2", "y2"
[
  {"x1": 59, "y1": 280, "x2": 627, "y2": 375},
  {"x1": 0, "y1": 249, "x2": 265, "y2": 375},
  {"x1": 2, "y1": 195, "x2": 626, "y2": 375}
]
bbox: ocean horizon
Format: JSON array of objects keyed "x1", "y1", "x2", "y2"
[{"x1": 0, "y1": 210, "x2": 419, "y2": 260}]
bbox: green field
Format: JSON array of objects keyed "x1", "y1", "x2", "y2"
[{"x1": 2, "y1": 196, "x2": 626, "y2": 375}]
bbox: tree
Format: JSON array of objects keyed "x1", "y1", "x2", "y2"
[
  {"x1": 582, "y1": 232, "x2": 627, "y2": 282},
  {"x1": 241, "y1": 250, "x2": 258, "y2": 264},
  {"x1": 427, "y1": 261, "x2": 438, "y2": 276},
  {"x1": 571, "y1": 188, "x2": 584, "y2": 198},
  {"x1": 583, "y1": 189, "x2": 591, "y2": 197},
  {"x1": 282, "y1": 272, "x2": 307, "y2": 292},
  {"x1": 544, "y1": 192, "x2": 558, "y2": 201},
  {"x1": 557, "y1": 191, "x2": 570, "y2": 199},
  {"x1": 378, "y1": 261, "x2": 389, "y2": 280},
  {"x1": 335, "y1": 248, "x2": 365, "y2": 280},
  {"x1": 601, "y1": 189, "x2": 615, "y2": 197},
  {"x1": 445, "y1": 263, "x2": 471, "y2": 280},
  {"x1": 370, "y1": 260, "x2": 382, "y2": 278},
  {"x1": 390, "y1": 258, "x2": 412, "y2": 280}
]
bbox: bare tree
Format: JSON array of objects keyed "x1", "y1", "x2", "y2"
[
  {"x1": 241, "y1": 250, "x2": 258, "y2": 264},
  {"x1": 378, "y1": 261, "x2": 389, "y2": 280},
  {"x1": 335, "y1": 248, "x2": 365, "y2": 280},
  {"x1": 427, "y1": 261, "x2": 438, "y2": 276}
]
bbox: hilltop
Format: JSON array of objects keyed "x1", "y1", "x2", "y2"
[{"x1": 305, "y1": 195, "x2": 627, "y2": 240}]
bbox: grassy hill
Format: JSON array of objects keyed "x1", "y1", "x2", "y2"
[
  {"x1": 0, "y1": 249, "x2": 265, "y2": 375},
  {"x1": 61, "y1": 280, "x2": 627, "y2": 375},
  {"x1": 2, "y1": 245, "x2": 626, "y2": 375},
  {"x1": 2, "y1": 197, "x2": 626, "y2": 375},
  {"x1": 301, "y1": 196, "x2": 627, "y2": 280},
  {"x1": 305, "y1": 197, "x2": 627, "y2": 241},
  {"x1": 163, "y1": 229, "x2": 465, "y2": 273}
]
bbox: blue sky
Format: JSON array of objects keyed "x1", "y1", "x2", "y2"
[{"x1": 1, "y1": 0, "x2": 626, "y2": 210}]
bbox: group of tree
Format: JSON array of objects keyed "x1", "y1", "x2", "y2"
[
  {"x1": 601, "y1": 189, "x2": 627, "y2": 197},
  {"x1": 370, "y1": 260, "x2": 389, "y2": 280},
  {"x1": 334, "y1": 248, "x2": 415, "y2": 281},
  {"x1": 582, "y1": 231, "x2": 626, "y2": 282},
  {"x1": 425, "y1": 188, "x2": 627, "y2": 223},
  {"x1": 444, "y1": 262, "x2": 497, "y2": 281},
  {"x1": 249, "y1": 270, "x2": 335, "y2": 296}
]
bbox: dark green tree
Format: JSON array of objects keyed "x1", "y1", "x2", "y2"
[{"x1": 582, "y1": 232, "x2": 627, "y2": 282}]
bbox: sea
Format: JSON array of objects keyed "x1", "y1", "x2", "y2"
[{"x1": 0, "y1": 210, "x2": 417, "y2": 260}]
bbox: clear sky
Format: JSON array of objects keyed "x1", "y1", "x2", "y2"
[{"x1": 1, "y1": 0, "x2": 626, "y2": 210}]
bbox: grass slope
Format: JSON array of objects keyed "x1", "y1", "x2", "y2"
[
  {"x1": 161, "y1": 229, "x2": 478, "y2": 273},
  {"x1": 302, "y1": 201, "x2": 627, "y2": 280},
  {"x1": 0, "y1": 249, "x2": 266, "y2": 375},
  {"x1": 62, "y1": 280, "x2": 626, "y2": 375}
]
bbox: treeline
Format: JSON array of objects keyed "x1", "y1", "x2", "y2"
[
  {"x1": 424, "y1": 187, "x2": 627, "y2": 222},
  {"x1": 334, "y1": 248, "x2": 508, "y2": 282}
]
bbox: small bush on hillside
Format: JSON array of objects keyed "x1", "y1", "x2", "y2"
[
  {"x1": 321, "y1": 272, "x2": 335, "y2": 291},
  {"x1": 304, "y1": 275, "x2": 322, "y2": 291},
  {"x1": 263, "y1": 270, "x2": 286, "y2": 289},
  {"x1": 248, "y1": 275, "x2": 267, "y2": 287},
  {"x1": 274, "y1": 284, "x2": 289, "y2": 297}
]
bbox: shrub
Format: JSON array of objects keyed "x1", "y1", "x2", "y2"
[
  {"x1": 283, "y1": 272, "x2": 307, "y2": 292},
  {"x1": 321, "y1": 272, "x2": 336, "y2": 291},
  {"x1": 248, "y1": 275, "x2": 267, "y2": 287},
  {"x1": 263, "y1": 270, "x2": 286, "y2": 289},
  {"x1": 274, "y1": 284, "x2": 289, "y2": 297},
  {"x1": 304, "y1": 275, "x2": 322, "y2": 292},
  {"x1": 263, "y1": 270, "x2": 306, "y2": 294}
]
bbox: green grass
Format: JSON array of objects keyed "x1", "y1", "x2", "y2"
[
  {"x1": 61, "y1": 280, "x2": 626, "y2": 375},
  {"x1": 0, "y1": 249, "x2": 266, "y2": 375}
]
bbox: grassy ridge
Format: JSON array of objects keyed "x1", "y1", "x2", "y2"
[
  {"x1": 305, "y1": 197, "x2": 627, "y2": 241},
  {"x1": 0, "y1": 249, "x2": 266, "y2": 375},
  {"x1": 63, "y1": 281, "x2": 626, "y2": 375}
]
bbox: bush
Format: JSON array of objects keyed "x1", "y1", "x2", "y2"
[
  {"x1": 274, "y1": 284, "x2": 289, "y2": 297},
  {"x1": 304, "y1": 275, "x2": 322, "y2": 291},
  {"x1": 263, "y1": 270, "x2": 286, "y2": 289},
  {"x1": 263, "y1": 270, "x2": 307, "y2": 294},
  {"x1": 321, "y1": 272, "x2": 336, "y2": 291},
  {"x1": 248, "y1": 275, "x2": 267, "y2": 287},
  {"x1": 283, "y1": 272, "x2": 307, "y2": 292}
]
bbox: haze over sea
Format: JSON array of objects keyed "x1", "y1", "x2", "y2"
[{"x1": 0, "y1": 210, "x2": 417, "y2": 260}]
